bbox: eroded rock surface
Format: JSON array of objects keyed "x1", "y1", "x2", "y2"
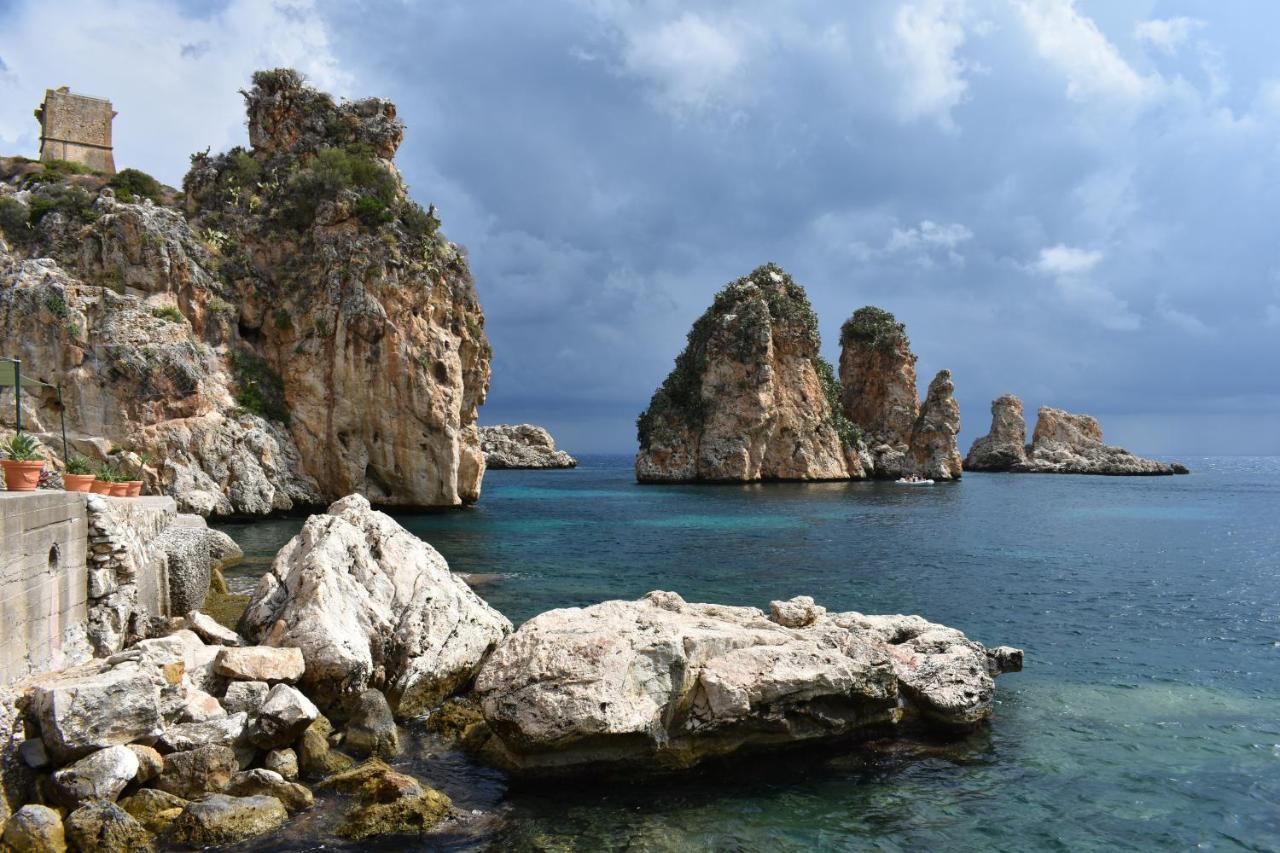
[
  {"x1": 0, "y1": 66, "x2": 490, "y2": 515},
  {"x1": 475, "y1": 591, "x2": 1020, "y2": 773},
  {"x1": 964, "y1": 396, "x2": 1187, "y2": 475},
  {"x1": 480, "y1": 424, "x2": 577, "y2": 469},
  {"x1": 239, "y1": 495, "x2": 511, "y2": 716},
  {"x1": 636, "y1": 265, "x2": 863, "y2": 482},
  {"x1": 838, "y1": 307, "x2": 962, "y2": 480}
]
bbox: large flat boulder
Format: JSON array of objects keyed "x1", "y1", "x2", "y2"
[
  {"x1": 239, "y1": 495, "x2": 511, "y2": 716},
  {"x1": 30, "y1": 667, "x2": 163, "y2": 763},
  {"x1": 475, "y1": 591, "x2": 1021, "y2": 773}
]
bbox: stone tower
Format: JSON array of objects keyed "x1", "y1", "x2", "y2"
[{"x1": 34, "y1": 86, "x2": 116, "y2": 173}]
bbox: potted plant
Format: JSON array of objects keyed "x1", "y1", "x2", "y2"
[
  {"x1": 2, "y1": 433, "x2": 45, "y2": 491},
  {"x1": 90, "y1": 462, "x2": 116, "y2": 495},
  {"x1": 64, "y1": 455, "x2": 97, "y2": 492},
  {"x1": 107, "y1": 464, "x2": 129, "y2": 496}
]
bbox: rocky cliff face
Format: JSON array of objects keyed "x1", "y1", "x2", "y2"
[
  {"x1": 0, "y1": 68, "x2": 490, "y2": 514},
  {"x1": 964, "y1": 395, "x2": 1187, "y2": 475},
  {"x1": 838, "y1": 307, "x2": 961, "y2": 479},
  {"x1": 480, "y1": 424, "x2": 576, "y2": 469},
  {"x1": 963, "y1": 394, "x2": 1028, "y2": 471},
  {"x1": 635, "y1": 264, "x2": 863, "y2": 482}
]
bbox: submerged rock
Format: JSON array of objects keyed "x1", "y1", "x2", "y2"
[
  {"x1": 480, "y1": 424, "x2": 577, "y2": 469},
  {"x1": 239, "y1": 495, "x2": 511, "y2": 716},
  {"x1": 636, "y1": 264, "x2": 863, "y2": 483},
  {"x1": 317, "y1": 759, "x2": 453, "y2": 840},
  {"x1": 838, "y1": 307, "x2": 962, "y2": 480},
  {"x1": 964, "y1": 396, "x2": 1187, "y2": 475},
  {"x1": 475, "y1": 591, "x2": 1019, "y2": 773},
  {"x1": 343, "y1": 690, "x2": 400, "y2": 758},
  {"x1": 168, "y1": 793, "x2": 288, "y2": 847}
]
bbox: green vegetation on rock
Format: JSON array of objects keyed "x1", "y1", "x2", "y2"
[
  {"x1": 152, "y1": 305, "x2": 184, "y2": 323},
  {"x1": 108, "y1": 167, "x2": 165, "y2": 204},
  {"x1": 840, "y1": 306, "x2": 907, "y2": 350},
  {"x1": 231, "y1": 351, "x2": 290, "y2": 424}
]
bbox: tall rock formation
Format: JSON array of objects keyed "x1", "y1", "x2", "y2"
[
  {"x1": 838, "y1": 307, "x2": 961, "y2": 479},
  {"x1": 0, "y1": 69, "x2": 490, "y2": 514},
  {"x1": 635, "y1": 264, "x2": 864, "y2": 482},
  {"x1": 963, "y1": 394, "x2": 1028, "y2": 471},
  {"x1": 964, "y1": 396, "x2": 1188, "y2": 475}
]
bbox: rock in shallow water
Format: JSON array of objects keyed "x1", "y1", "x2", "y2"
[
  {"x1": 239, "y1": 495, "x2": 511, "y2": 716},
  {"x1": 168, "y1": 793, "x2": 288, "y2": 846},
  {"x1": 475, "y1": 591, "x2": 1020, "y2": 773}
]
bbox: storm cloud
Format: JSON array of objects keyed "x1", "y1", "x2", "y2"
[{"x1": 2, "y1": 0, "x2": 1276, "y2": 454}]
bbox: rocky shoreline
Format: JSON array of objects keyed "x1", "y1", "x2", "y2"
[
  {"x1": 0, "y1": 495, "x2": 1021, "y2": 848},
  {"x1": 965, "y1": 395, "x2": 1189, "y2": 476},
  {"x1": 479, "y1": 424, "x2": 577, "y2": 469}
]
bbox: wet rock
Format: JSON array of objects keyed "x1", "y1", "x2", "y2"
[
  {"x1": 297, "y1": 717, "x2": 353, "y2": 781},
  {"x1": 986, "y1": 646, "x2": 1025, "y2": 675},
  {"x1": 63, "y1": 800, "x2": 152, "y2": 853},
  {"x1": 317, "y1": 759, "x2": 452, "y2": 840},
  {"x1": 119, "y1": 788, "x2": 187, "y2": 835},
  {"x1": 50, "y1": 745, "x2": 139, "y2": 807},
  {"x1": 1, "y1": 804, "x2": 66, "y2": 852},
  {"x1": 168, "y1": 793, "x2": 287, "y2": 847},
  {"x1": 262, "y1": 748, "x2": 298, "y2": 781},
  {"x1": 153, "y1": 744, "x2": 238, "y2": 799},
  {"x1": 480, "y1": 424, "x2": 577, "y2": 469},
  {"x1": 185, "y1": 611, "x2": 243, "y2": 647},
  {"x1": 213, "y1": 647, "x2": 305, "y2": 683},
  {"x1": 423, "y1": 697, "x2": 491, "y2": 750},
  {"x1": 249, "y1": 685, "x2": 317, "y2": 750},
  {"x1": 222, "y1": 681, "x2": 268, "y2": 716},
  {"x1": 30, "y1": 668, "x2": 163, "y2": 763},
  {"x1": 226, "y1": 768, "x2": 313, "y2": 812},
  {"x1": 239, "y1": 495, "x2": 511, "y2": 715},
  {"x1": 477, "y1": 591, "x2": 1020, "y2": 772},
  {"x1": 343, "y1": 690, "x2": 400, "y2": 758}
]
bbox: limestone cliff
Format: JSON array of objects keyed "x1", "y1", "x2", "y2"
[
  {"x1": 838, "y1": 307, "x2": 961, "y2": 479},
  {"x1": 635, "y1": 264, "x2": 863, "y2": 482},
  {"x1": 964, "y1": 395, "x2": 1188, "y2": 475},
  {"x1": 963, "y1": 394, "x2": 1028, "y2": 471},
  {"x1": 480, "y1": 424, "x2": 577, "y2": 469},
  {"x1": 0, "y1": 69, "x2": 490, "y2": 514}
]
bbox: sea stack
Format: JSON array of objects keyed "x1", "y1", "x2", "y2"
[
  {"x1": 964, "y1": 395, "x2": 1188, "y2": 475},
  {"x1": 635, "y1": 264, "x2": 863, "y2": 482},
  {"x1": 480, "y1": 424, "x2": 577, "y2": 469},
  {"x1": 837, "y1": 307, "x2": 962, "y2": 479}
]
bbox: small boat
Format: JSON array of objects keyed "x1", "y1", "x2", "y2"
[{"x1": 895, "y1": 477, "x2": 935, "y2": 486}]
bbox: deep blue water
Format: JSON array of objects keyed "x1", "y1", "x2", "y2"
[{"x1": 215, "y1": 455, "x2": 1280, "y2": 851}]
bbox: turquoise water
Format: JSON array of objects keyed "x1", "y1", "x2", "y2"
[{"x1": 214, "y1": 455, "x2": 1280, "y2": 851}]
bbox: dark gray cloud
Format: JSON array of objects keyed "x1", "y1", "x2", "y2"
[{"x1": 6, "y1": 0, "x2": 1278, "y2": 454}]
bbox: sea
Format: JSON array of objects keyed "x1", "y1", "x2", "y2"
[{"x1": 213, "y1": 454, "x2": 1280, "y2": 852}]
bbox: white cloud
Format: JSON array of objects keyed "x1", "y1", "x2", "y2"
[
  {"x1": 1033, "y1": 244, "x2": 1102, "y2": 276},
  {"x1": 1029, "y1": 244, "x2": 1140, "y2": 331},
  {"x1": 618, "y1": 13, "x2": 754, "y2": 115},
  {"x1": 1012, "y1": 0, "x2": 1153, "y2": 104},
  {"x1": 880, "y1": 0, "x2": 973, "y2": 129},
  {"x1": 1135, "y1": 17, "x2": 1205, "y2": 55},
  {"x1": 0, "y1": 0, "x2": 347, "y2": 185},
  {"x1": 830, "y1": 216, "x2": 974, "y2": 268}
]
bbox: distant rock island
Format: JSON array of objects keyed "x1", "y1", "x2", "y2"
[
  {"x1": 0, "y1": 69, "x2": 490, "y2": 515},
  {"x1": 634, "y1": 265, "x2": 963, "y2": 483},
  {"x1": 965, "y1": 395, "x2": 1188, "y2": 475},
  {"x1": 635, "y1": 264, "x2": 863, "y2": 482},
  {"x1": 480, "y1": 424, "x2": 576, "y2": 469}
]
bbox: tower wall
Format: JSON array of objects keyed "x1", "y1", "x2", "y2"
[{"x1": 34, "y1": 87, "x2": 116, "y2": 174}]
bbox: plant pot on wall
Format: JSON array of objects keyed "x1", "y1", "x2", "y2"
[
  {"x1": 125, "y1": 480, "x2": 142, "y2": 497},
  {"x1": 1, "y1": 460, "x2": 44, "y2": 491},
  {"x1": 64, "y1": 474, "x2": 96, "y2": 492},
  {"x1": 89, "y1": 478, "x2": 113, "y2": 495},
  {"x1": 109, "y1": 482, "x2": 129, "y2": 497}
]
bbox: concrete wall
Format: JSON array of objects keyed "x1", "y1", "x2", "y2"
[{"x1": 0, "y1": 491, "x2": 90, "y2": 684}]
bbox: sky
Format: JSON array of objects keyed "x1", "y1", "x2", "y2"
[{"x1": 1, "y1": 0, "x2": 1277, "y2": 456}]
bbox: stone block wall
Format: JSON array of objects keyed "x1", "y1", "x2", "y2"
[
  {"x1": 34, "y1": 87, "x2": 116, "y2": 173},
  {"x1": 0, "y1": 491, "x2": 90, "y2": 683}
]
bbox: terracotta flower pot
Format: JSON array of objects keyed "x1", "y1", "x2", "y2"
[
  {"x1": 125, "y1": 480, "x2": 143, "y2": 497},
  {"x1": 2, "y1": 460, "x2": 45, "y2": 491},
  {"x1": 64, "y1": 474, "x2": 96, "y2": 492},
  {"x1": 89, "y1": 478, "x2": 113, "y2": 495},
  {"x1": 109, "y1": 482, "x2": 129, "y2": 497}
]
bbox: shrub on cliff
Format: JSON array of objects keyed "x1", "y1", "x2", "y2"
[
  {"x1": 108, "y1": 168, "x2": 165, "y2": 204},
  {"x1": 840, "y1": 306, "x2": 907, "y2": 350},
  {"x1": 231, "y1": 351, "x2": 290, "y2": 425},
  {"x1": 0, "y1": 197, "x2": 32, "y2": 245}
]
